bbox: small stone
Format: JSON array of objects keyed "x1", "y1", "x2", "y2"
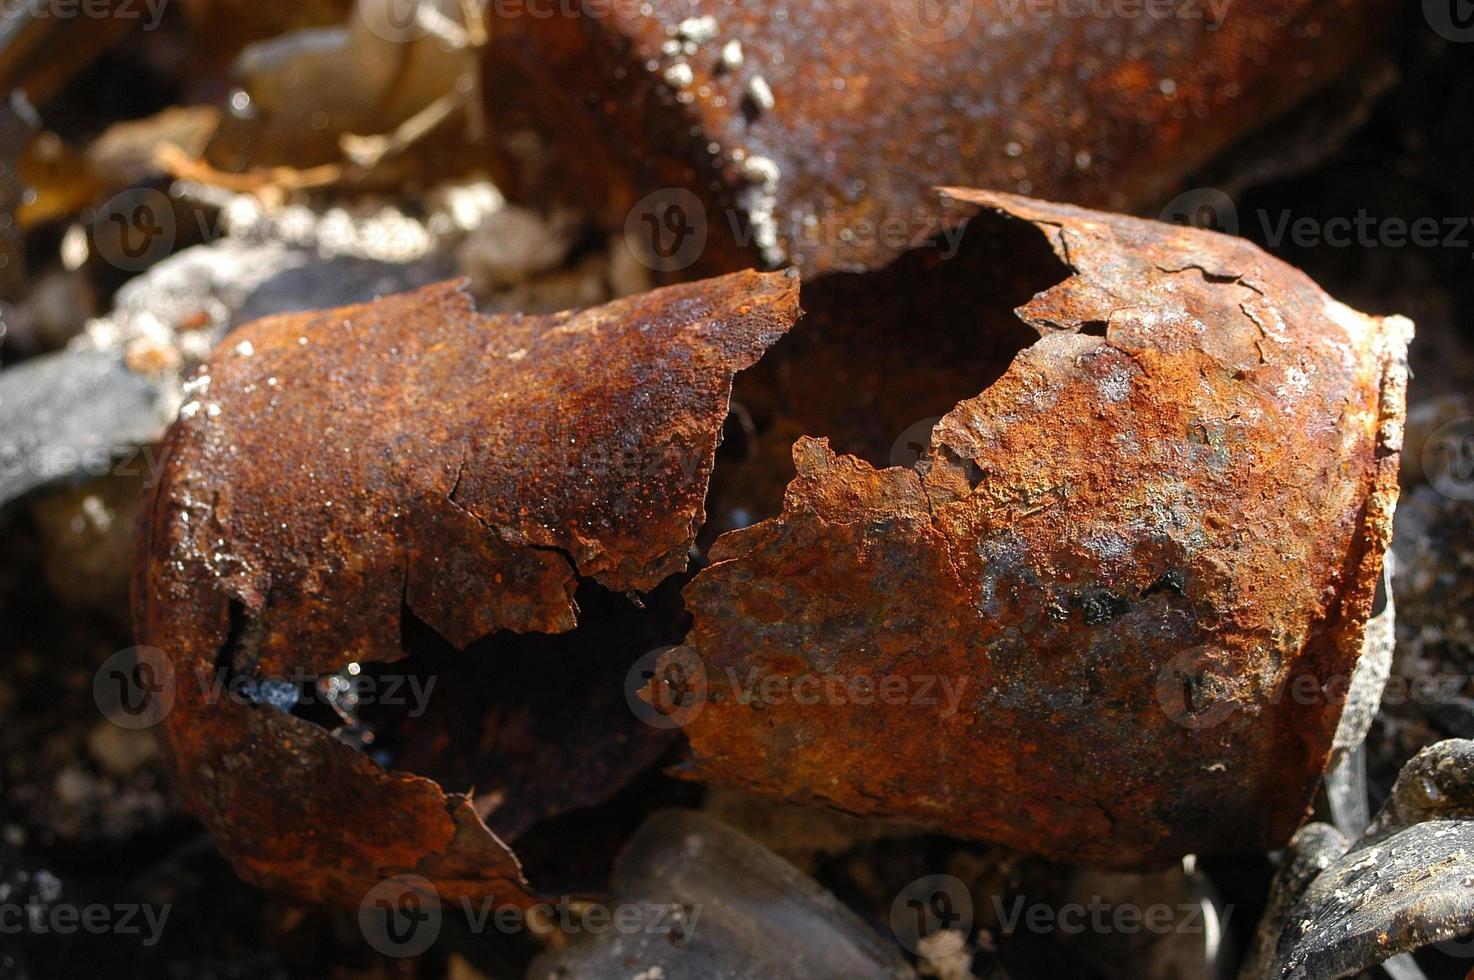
[
  {"x1": 746, "y1": 75, "x2": 775, "y2": 113},
  {"x1": 456, "y1": 205, "x2": 577, "y2": 292},
  {"x1": 86, "y1": 722, "x2": 158, "y2": 778},
  {"x1": 29, "y1": 469, "x2": 141, "y2": 612},
  {"x1": 740, "y1": 155, "x2": 781, "y2": 185},
  {"x1": 53, "y1": 768, "x2": 96, "y2": 807},
  {"x1": 720, "y1": 39, "x2": 744, "y2": 71},
  {"x1": 676, "y1": 15, "x2": 718, "y2": 44},
  {"x1": 123, "y1": 333, "x2": 181, "y2": 377}
]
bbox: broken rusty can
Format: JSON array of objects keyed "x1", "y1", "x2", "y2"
[
  {"x1": 133, "y1": 192, "x2": 1409, "y2": 903},
  {"x1": 132, "y1": 270, "x2": 801, "y2": 903},
  {"x1": 481, "y1": 0, "x2": 1398, "y2": 277},
  {"x1": 669, "y1": 190, "x2": 1412, "y2": 868}
]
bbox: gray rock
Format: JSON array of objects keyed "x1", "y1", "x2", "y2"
[
  {"x1": 0, "y1": 242, "x2": 457, "y2": 510},
  {"x1": 0, "y1": 349, "x2": 171, "y2": 506},
  {"x1": 530, "y1": 810, "x2": 916, "y2": 980}
]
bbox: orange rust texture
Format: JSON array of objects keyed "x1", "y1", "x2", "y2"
[
  {"x1": 481, "y1": 0, "x2": 1397, "y2": 276},
  {"x1": 675, "y1": 192, "x2": 1411, "y2": 868},
  {"x1": 131, "y1": 271, "x2": 801, "y2": 903}
]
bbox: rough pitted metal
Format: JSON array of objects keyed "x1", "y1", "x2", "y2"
[
  {"x1": 482, "y1": 0, "x2": 1397, "y2": 276},
  {"x1": 674, "y1": 191, "x2": 1412, "y2": 868},
  {"x1": 132, "y1": 271, "x2": 800, "y2": 904}
]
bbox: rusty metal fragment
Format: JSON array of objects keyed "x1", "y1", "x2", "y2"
[
  {"x1": 482, "y1": 0, "x2": 1396, "y2": 277},
  {"x1": 674, "y1": 191, "x2": 1412, "y2": 869},
  {"x1": 132, "y1": 270, "x2": 800, "y2": 903}
]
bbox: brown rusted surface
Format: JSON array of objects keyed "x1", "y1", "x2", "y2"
[
  {"x1": 674, "y1": 191, "x2": 1411, "y2": 868},
  {"x1": 132, "y1": 271, "x2": 800, "y2": 903},
  {"x1": 482, "y1": 0, "x2": 1396, "y2": 278}
]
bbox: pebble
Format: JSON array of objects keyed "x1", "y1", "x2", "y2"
[
  {"x1": 720, "y1": 39, "x2": 744, "y2": 70},
  {"x1": 86, "y1": 722, "x2": 159, "y2": 778},
  {"x1": 747, "y1": 75, "x2": 776, "y2": 112}
]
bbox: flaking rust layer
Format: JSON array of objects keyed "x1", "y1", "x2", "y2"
[
  {"x1": 482, "y1": 0, "x2": 1397, "y2": 276},
  {"x1": 131, "y1": 270, "x2": 800, "y2": 903},
  {"x1": 674, "y1": 191, "x2": 1412, "y2": 868}
]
